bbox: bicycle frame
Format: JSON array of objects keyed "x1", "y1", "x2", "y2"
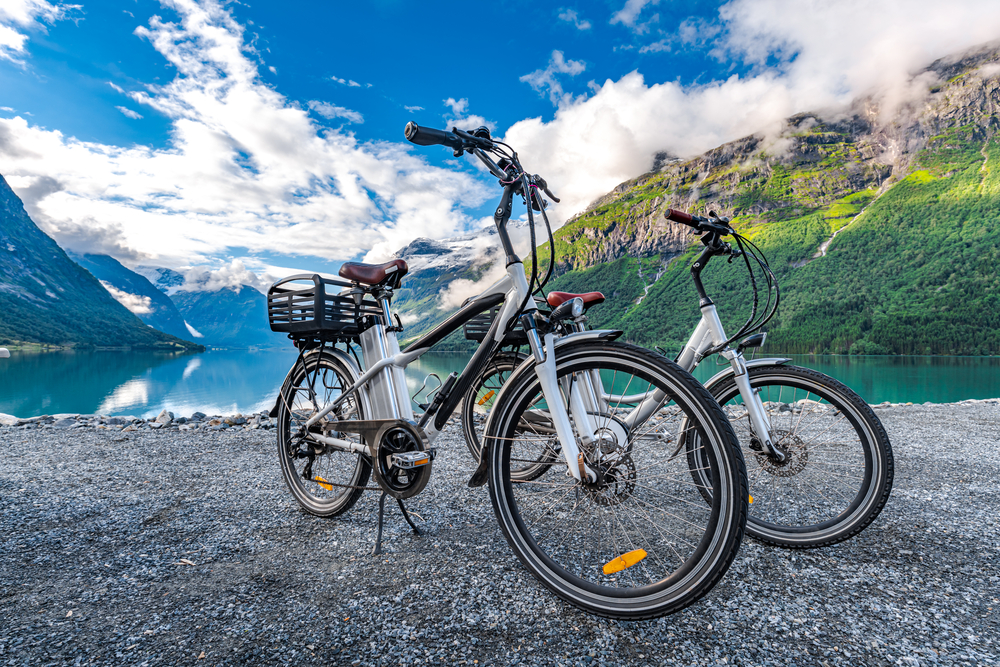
[{"x1": 289, "y1": 165, "x2": 677, "y2": 484}]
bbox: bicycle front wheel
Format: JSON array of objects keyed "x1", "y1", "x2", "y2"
[
  {"x1": 486, "y1": 341, "x2": 748, "y2": 620},
  {"x1": 689, "y1": 364, "x2": 893, "y2": 548}
]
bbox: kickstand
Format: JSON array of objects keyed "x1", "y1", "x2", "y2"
[
  {"x1": 397, "y1": 497, "x2": 422, "y2": 536},
  {"x1": 372, "y1": 492, "x2": 423, "y2": 556}
]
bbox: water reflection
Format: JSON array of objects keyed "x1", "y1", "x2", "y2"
[{"x1": 1, "y1": 348, "x2": 997, "y2": 419}]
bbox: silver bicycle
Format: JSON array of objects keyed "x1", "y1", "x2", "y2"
[{"x1": 265, "y1": 123, "x2": 748, "y2": 619}]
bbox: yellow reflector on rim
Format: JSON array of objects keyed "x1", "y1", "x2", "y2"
[
  {"x1": 603, "y1": 549, "x2": 647, "y2": 575},
  {"x1": 314, "y1": 476, "x2": 333, "y2": 491},
  {"x1": 477, "y1": 390, "x2": 496, "y2": 406},
  {"x1": 749, "y1": 495, "x2": 754, "y2": 504}
]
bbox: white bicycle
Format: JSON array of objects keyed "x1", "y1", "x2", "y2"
[{"x1": 265, "y1": 123, "x2": 748, "y2": 619}]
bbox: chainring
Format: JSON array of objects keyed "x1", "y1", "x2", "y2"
[{"x1": 372, "y1": 422, "x2": 432, "y2": 499}]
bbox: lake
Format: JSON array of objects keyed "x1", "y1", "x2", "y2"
[{"x1": 1, "y1": 347, "x2": 998, "y2": 419}]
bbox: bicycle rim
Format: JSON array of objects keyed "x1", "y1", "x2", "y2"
[
  {"x1": 694, "y1": 365, "x2": 892, "y2": 547},
  {"x1": 487, "y1": 342, "x2": 747, "y2": 620},
  {"x1": 276, "y1": 351, "x2": 371, "y2": 517}
]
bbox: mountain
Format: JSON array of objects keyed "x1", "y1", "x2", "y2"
[
  {"x1": 169, "y1": 285, "x2": 273, "y2": 348},
  {"x1": 133, "y1": 265, "x2": 274, "y2": 348},
  {"x1": 134, "y1": 266, "x2": 186, "y2": 295},
  {"x1": 0, "y1": 175, "x2": 200, "y2": 350},
  {"x1": 394, "y1": 44, "x2": 1000, "y2": 356},
  {"x1": 390, "y1": 234, "x2": 503, "y2": 348},
  {"x1": 68, "y1": 252, "x2": 195, "y2": 341}
]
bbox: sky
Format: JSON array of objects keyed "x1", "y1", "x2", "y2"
[{"x1": 2, "y1": 0, "x2": 1000, "y2": 290}]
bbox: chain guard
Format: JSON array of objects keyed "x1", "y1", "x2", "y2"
[{"x1": 307, "y1": 418, "x2": 432, "y2": 498}]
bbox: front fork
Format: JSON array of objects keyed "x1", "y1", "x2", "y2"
[
  {"x1": 526, "y1": 329, "x2": 599, "y2": 483},
  {"x1": 722, "y1": 350, "x2": 784, "y2": 462}
]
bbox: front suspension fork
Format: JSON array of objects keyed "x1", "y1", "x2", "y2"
[
  {"x1": 726, "y1": 352, "x2": 785, "y2": 463},
  {"x1": 529, "y1": 332, "x2": 598, "y2": 482}
]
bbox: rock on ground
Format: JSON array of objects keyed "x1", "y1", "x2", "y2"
[{"x1": 0, "y1": 403, "x2": 997, "y2": 666}]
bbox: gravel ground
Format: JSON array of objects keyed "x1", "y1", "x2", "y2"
[{"x1": 1, "y1": 402, "x2": 998, "y2": 666}]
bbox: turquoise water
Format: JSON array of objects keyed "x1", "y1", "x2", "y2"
[{"x1": 0, "y1": 348, "x2": 997, "y2": 419}]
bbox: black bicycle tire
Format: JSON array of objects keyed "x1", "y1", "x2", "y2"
[
  {"x1": 460, "y1": 351, "x2": 525, "y2": 462},
  {"x1": 276, "y1": 351, "x2": 372, "y2": 518},
  {"x1": 486, "y1": 341, "x2": 748, "y2": 620},
  {"x1": 690, "y1": 364, "x2": 893, "y2": 548}
]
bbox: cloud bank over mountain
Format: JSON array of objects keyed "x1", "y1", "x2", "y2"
[
  {"x1": 505, "y1": 0, "x2": 1000, "y2": 220},
  {"x1": 0, "y1": 0, "x2": 489, "y2": 270}
]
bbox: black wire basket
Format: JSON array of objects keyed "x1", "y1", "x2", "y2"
[
  {"x1": 267, "y1": 274, "x2": 381, "y2": 340},
  {"x1": 463, "y1": 303, "x2": 529, "y2": 344}
]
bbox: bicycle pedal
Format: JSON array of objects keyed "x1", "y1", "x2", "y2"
[{"x1": 390, "y1": 449, "x2": 435, "y2": 469}]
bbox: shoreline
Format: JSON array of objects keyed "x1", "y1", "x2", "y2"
[{"x1": 2, "y1": 397, "x2": 998, "y2": 429}]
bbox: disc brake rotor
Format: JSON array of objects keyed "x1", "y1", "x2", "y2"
[{"x1": 758, "y1": 429, "x2": 808, "y2": 477}]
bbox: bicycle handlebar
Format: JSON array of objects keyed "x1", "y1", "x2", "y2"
[
  {"x1": 663, "y1": 208, "x2": 732, "y2": 236},
  {"x1": 664, "y1": 208, "x2": 697, "y2": 225},
  {"x1": 404, "y1": 121, "x2": 494, "y2": 152}
]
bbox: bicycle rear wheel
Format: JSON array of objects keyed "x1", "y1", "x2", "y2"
[
  {"x1": 486, "y1": 341, "x2": 747, "y2": 620},
  {"x1": 461, "y1": 351, "x2": 525, "y2": 462},
  {"x1": 688, "y1": 364, "x2": 893, "y2": 548},
  {"x1": 276, "y1": 350, "x2": 372, "y2": 518}
]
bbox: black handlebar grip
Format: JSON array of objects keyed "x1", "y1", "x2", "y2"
[
  {"x1": 404, "y1": 121, "x2": 463, "y2": 150},
  {"x1": 664, "y1": 208, "x2": 695, "y2": 224}
]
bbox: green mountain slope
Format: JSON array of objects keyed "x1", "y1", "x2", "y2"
[
  {"x1": 0, "y1": 175, "x2": 200, "y2": 350},
  {"x1": 538, "y1": 48, "x2": 1000, "y2": 355}
]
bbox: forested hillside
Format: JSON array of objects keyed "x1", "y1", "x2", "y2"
[
  {"x1": 0, "y1": 176, "x2": 200, "y2": 350},
  {"x1": 535, "y1": 47, "x2": 1000, "y2": 355}
]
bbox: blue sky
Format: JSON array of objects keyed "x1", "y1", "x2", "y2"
[{"x1": 2, "y1": 0, "x2": 999, "y2": 290}]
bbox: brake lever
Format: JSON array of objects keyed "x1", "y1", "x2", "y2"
[
  {"x1": 532, "y1": 174, "x2": 561, "y2": 203},
  {"x1": 452, "y1": 127, "x2": 494, "y2": 150}
]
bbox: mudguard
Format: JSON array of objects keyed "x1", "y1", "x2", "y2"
[
  {"x1": 467, "y1": 330, "x2": 623, "y2": 488},
  {"x1": 700, "y1": 357, "x2": 792, "y2": 392}
]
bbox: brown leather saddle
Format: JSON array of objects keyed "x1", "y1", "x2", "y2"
[{"x1": 338, "y1": 259, "x2": 408, "y2": 288}]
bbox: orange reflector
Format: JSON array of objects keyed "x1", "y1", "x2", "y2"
[
  {"x1": 314, "y1": 476, "x2": 333, "y2": 491},
  {"x1": 603, "y1": 549, "x2": 647, "y2": 575},
  {"x1": 477, "y1": 390, "x2": 496, "y2": 406},
  {"x1": 749, "y1": 495, "x2": 754, "y2": 504}
]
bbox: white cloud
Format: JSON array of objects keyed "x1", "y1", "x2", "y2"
[
  {"x1": 108, "y1": 81, "x2": 125, "y2": 93},
  {"x1": 0, "y1": 0, "x2": 79, "y2": 63},
  {"x1": 520, "y1": 50, "x2": 587, "y2": 106},
  {"x1": 610, "y1": 0, "x2": 659, "y2": 32},
  {"x1": 331, "y1": 75, "x2": 361, "y2": 87},
  {"x1": 506, "y1": 0, "x2": 1000, "y2": 223},
  {"x1": 307, "y1": 100, "x2": 363, "y2": 124},
  {"x1": 178, "y1": 259, "x2": 271, "y2": 293},
  {"x1": 437, "y1": 261, "x2": 507, "y2": 310},
  {"x1": 100, "y1": 280, "x2": 153, "y2": 314},
  {"x1": 0, "y1": 0, "x2": 490, "y2": 272},
  {"x1": 442, "y1": 97, "x2": 494, "y2": 132},
  {"x1": 116, "y1": 106, "x2": 143, "y2": 119},
  {"x1": 558, "y1": 8, "x2": 591, "y2": 31},
  {"x1": 444, "y1": 98, "x2": 468, "y2": 115},
  {"x1": 404, "y1": 105, "x2": 424, "y2": 113}
]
